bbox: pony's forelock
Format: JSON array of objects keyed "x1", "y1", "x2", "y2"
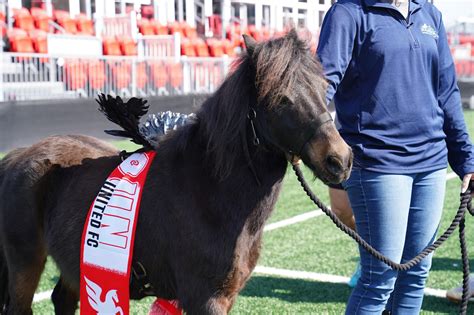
[{"x1": 255, "y1": 30, "x2": 326, "y2": 107}]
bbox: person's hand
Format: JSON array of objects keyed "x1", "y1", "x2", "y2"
[{"x1": 461, "y1": 173, "x2": 474, "y2": 196}]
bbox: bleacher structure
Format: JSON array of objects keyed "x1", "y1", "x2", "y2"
[{"x1": 0, "y1": 0, "x2": 473, "y2": 102}]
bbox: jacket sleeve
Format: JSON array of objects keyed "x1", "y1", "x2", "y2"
[
  {"x1": 437, "y1": 15, "x2": 474, "y2": 178},
  {"x1": 316, "y1": 3, "x2": 357, "y2": 104}
]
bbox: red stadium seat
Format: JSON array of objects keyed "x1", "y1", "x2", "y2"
[
  {"x1": 76, "y1": 14, "x2": 94, "y2": 35},
  {"x1": 136, "y1": 62, "x2": 148, "y2": 89},
  {"x1": 65, "y1": 60, "x2": 87, "y2": 90},
  {"x1": 150, "y1": 19, "x2": 168, "y2": 35},
  {"x1": 7, "y1": 28, "x2": 34, "y2": 53},
  {"x1": 119, "y1": 37, "x2": 137, "y2": 56},
  {"x1": 182, "y1": 23, "x2": 197, "y2": 39},
  {"x1": 207, "y1": 39, "x2": 224, "y2": 57},
  {"x1": 459, "y1": 35, "x2": 474, "y2": 46},
  {"x1": 53, "y1": 10, "x2": 69, "y2": 21},
  {"x1": 222, "y1": 39, "x2": 236, "y2": 57},
  {"x1": 138, "y1": 18, "x2": 155, "y2": 35},
  {"x1": 181, "y1": 39, "x2": 196, "y2": 57},
  {"x1": 103, "y1": 37, "x2": 122, "y2": 55},
  {"x1": 193, "y1": 38, "x2": 209, "y2": 57},
  {"x1": 168, "y1": 22, "x2": 184, "y2": 36},
  {"x1": 170, "y1": 63, "x2": 183, "y2": 89},
  {"x1": 150, "y1": 61, "x2": 168, "y2": 88},
  {"x1": 13, "y1": 8, "x2": 35, "y2": 32},
  {"x1": 57, "y1": 16, "x2": 78, "y2": 34},
  {"x1": 111, "y1": 62, "x2": 131, "y2": 89},
  {"x1": 87, "y1": 60, "x2": 106, "y2": 90},
  {"x1": 30, "y1": 8, "x2": 51, "y2": 32},
  {"x1": 29, "y1": 29, "x2": 48, "y2": 53}
]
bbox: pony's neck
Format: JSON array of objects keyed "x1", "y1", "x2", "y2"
[{"x1": 196, "y1": 56, "x2": 287, "y2": 184}]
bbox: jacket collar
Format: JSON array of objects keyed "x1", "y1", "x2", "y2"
[{"x1": 363, "y1": 0, "x2": 425, "y2": 10}]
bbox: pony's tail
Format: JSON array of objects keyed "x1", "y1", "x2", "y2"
[{"x1": 96, "y1": 94, "x2": 153, "y2": 149}]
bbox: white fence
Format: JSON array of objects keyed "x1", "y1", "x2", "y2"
[
  {"x1": 137, "y1": 34, "x2": 181, "y2": 58},
  {"x1": 0, "y1": 52, "x2": 233, "y2": 102},
  {"x1": 1, "y1": 52, "x2": 473, "y2": 102}
]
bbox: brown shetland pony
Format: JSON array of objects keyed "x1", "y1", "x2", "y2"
[{"x1": 0, "y1": 31, "x2": 352, "y2": 315}]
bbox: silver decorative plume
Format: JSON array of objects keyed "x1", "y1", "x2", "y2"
[{"x1": 139, "y1": 111, "x2": 195, "y2": 148}]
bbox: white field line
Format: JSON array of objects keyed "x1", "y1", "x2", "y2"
[
  {"x1": 264, "y1": 210, "x2": 323, "y2": 231},
  {"x1": 446, "y1": 172, "x2": 458, "y2": 181},
  {"x1": 254, "y1": 266, "x2": 447, "y2": 299},
  {"x1": 32, "y1": 170, "x2": 458, "y2": 303},
  {"x1": 33, "y1": 290, "x2": 53, "y2": 303}
]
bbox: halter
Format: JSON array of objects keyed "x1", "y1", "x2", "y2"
[{"x1": 245, "y1": 108, "x2": 334, "y2": 185}]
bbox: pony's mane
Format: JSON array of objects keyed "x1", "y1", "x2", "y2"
[
  {"x1": 97, "y1": 31, "x2": 327, "y2": 182},
  {"x1": 255, "y1": 30, "x2": 326, "y2": 106},
  {"x1": 193, "y1": 30, "x2": 327, "y2": 180}
]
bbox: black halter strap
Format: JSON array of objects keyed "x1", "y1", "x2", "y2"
[{"x1": 245, "y1": 109, "x2": 333, "y2": 185}]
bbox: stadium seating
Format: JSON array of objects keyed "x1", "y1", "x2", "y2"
[
  {"x1": 7, "y1": 28, "x2": 35, "y2": 53},
  {"x1": 88, "y1": 60, "x2": 106, "y2": 90},
  {"x1": 207, "y1": 38, "x2": 224, "y2": 57},
  {"x1": 65, "y1": 60, "x2": 87, "y2": 90},
  {"x1": 150, "y1": 61, "x2": 168, "y2": 88},
  {"x1": 181, "y1": 38, "x2": 196, "y2": 56},
  {"x1": 103, "y1": 37, "x2": 122, "y2": 56},
  {"x1": 111, "y1": 61, "x2": 131, "y2": 89},
  {"x1": 136, "y1": 62, "x2": 148, "y2": 89},
  {"x1": 13, "y1": 8, "x2": 35, "y2": 32},
  {"x1": 459, "y1": 35, "x2": 474, "y2": 46},
  {"x1": 76, "y1": 14, "x2": 94, "y2": 35},
  {"x1": 152, "y1": 20, "x2": 169, "y2": 35},
  {"x1": 138, "y1": 18, "x2": 155, "y2": 35},
  {"x1": 30, "y1": 8, "x2": 51, "y2": 32},
  {"x1": 119, "y1": 37, "x2": 138, "y2": 55},
  {"x1": 29, "y1": 29, "x2": 48, "y2": 53},
  {"x1": 193, "y1": 38, "x2": 209, "y2": 57},
  {"x1": 222, "y1": 39, "x2": 236, "y2": 57}
]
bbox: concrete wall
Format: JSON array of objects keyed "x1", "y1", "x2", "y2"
[{"x1": 0, "y1": 95, "x2": 208, "y2": 152}]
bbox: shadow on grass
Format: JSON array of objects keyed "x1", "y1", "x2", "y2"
[
  {"x1": 240, "y1": 275, "x2": 351, "y2": 304},
  {"x1": 430, "y1": 257, "x2": 474, "y2": 272},
  {"x1": 240, "y1": 276, "x2": 463, "y2": 313}
]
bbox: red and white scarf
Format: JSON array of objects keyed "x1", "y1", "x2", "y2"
[{"x1": 80, "y1": 151, "x2": 156, "y2": 314}]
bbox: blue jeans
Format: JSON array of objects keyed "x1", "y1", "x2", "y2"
[{"x1": 344, "y1": 168, "x2": 446, "y2": 315}]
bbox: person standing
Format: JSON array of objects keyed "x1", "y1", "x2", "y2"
[{"x1": 317, "y1": 0, "x2": 474, "y2": 314}]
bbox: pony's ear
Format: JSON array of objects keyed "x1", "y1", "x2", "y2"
[
  {"x1": 243, "y1": 34, "x2": 257, "y2": 56},
  {"x1": 287, "y1": 28, "x2": 298, "y2": 40}
]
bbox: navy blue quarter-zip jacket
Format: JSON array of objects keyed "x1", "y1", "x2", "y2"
[{"x1": 317, "y1": 0, "x2": 474, "y2": 178}]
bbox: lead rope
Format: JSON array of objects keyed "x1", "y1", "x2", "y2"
[{"x1": 292, "y1": 164, "x2": 473, "y2": 314}]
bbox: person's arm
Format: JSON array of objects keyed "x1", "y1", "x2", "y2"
[
  {"x1": 436, "y1": 15, "x2": 474, "y2": 189},
  {"x1": 316, "y1": 3, "x2": 357, "y2": 104}
]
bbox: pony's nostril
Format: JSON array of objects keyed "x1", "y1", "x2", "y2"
[{"x1": 326, "y1": 155, "x2": 344, "y2": 175}]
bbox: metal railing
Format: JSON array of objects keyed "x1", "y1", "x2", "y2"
[
  {"x1": 137, "y1": 34, "x2": 180, "y2": 58},
  {"x1": 1, "y1": 52, "x2": 472, "y2": 102},
  {"x1": 0, "y1": 52, "x2": 233, "y2": 102}
]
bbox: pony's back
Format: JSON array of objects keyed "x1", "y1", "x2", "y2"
[{"x1": 0, "y1": 134, "x2": 119, "y2": 311}]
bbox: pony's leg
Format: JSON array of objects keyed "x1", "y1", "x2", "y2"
[
  {"x1": 51, "y1": 277, "x2": 78, "y2": 315},
  {"x1": 204, "y1": 296, "x2": 231, "y2": 315},
  {"x1": 4, "y1": 249, "x2": 46, "y2": 315}
]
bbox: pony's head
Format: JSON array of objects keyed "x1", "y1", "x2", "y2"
[
  {"x1": 244, "y1": 30, "x2": 352, "y2": 184},
  {"x1": 199, "y1": 29, "x2": 351, "y2": 184}
]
